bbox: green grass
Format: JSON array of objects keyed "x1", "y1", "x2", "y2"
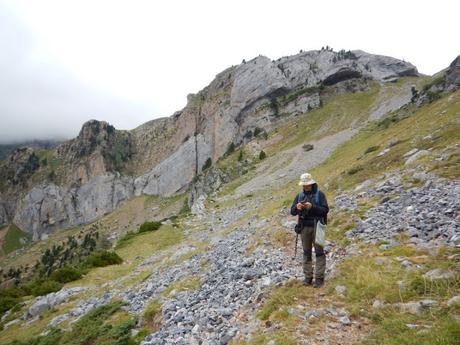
[
  {"x1": 117, "y1": 221, "x2": 163, "y2": 248},
  {"x1": 230, "y1": 333, "x2": 299, "y2": 345},
  {"x1": 2, "y1": 224, "x2": 31, "y2": 254},
  {"x1": 331, "y1": 244, "x2": 460, "y2": 306},
  {"x1": 361, "y1": 312, "x2": 460, "y2": 345},
  {"x1": 142, "y1": 298, "x2": 162, "y2": 332},
  {"x1": 257, "y1": 280, "x2": 311, "y2": 321},
  {"x1": 5, "y1": 301, "x2": 137, "y2": 345}
]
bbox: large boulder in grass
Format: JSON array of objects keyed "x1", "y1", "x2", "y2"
[{"x1": 26, "y1": 287, "x2": 87, "y2": 319}]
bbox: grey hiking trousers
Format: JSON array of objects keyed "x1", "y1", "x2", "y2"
[{"x1": 301, "y1": 224, "x2": 326, "y2": 280}]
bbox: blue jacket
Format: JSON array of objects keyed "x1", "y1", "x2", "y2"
[{"x1": 290, "y1": 183, "x2": 329, "y2": 225}]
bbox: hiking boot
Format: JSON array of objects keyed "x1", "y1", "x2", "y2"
[
  {"x1": 313, "y1": 278, "x2": 324, "y2": 288},
  {"x1": 303, "y1": 278, "x2": 313, "y2": 286}
]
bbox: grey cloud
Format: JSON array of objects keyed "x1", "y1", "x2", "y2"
[{"x1": 0, "y1": 6, "x2": 156, "y2": 144}]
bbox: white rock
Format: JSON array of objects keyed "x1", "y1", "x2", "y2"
[
  {"x1": 405, "y1": 150, "x2": 430, "y2": 165},
  {"x1": 377, "y1": 148, "x2": 390, "y2": 157},
  {"x1": 403, "y1": 148, "x2": 419, "y2": 157},
  {"x1": 27, "y1": 299, "x2": 50, "y2": 318},
  {"x1": 447, "y1": 296, "x2": 460, "y2": 307},
  {"x1": 424, "y1": 269, "x2": 454, "y2": 280},
  {"x1": 338, "y1": 315, "x2": 352, "y2": 326},
  {"x1": 192, "y1": 324, "x2": 200, "y2": 334},
  {"x1": 372, "y1": 300, "x2": 385, "y2": 309},
  {"x1": 335, "y1": 285, "x2": 347, "y2": 296}
]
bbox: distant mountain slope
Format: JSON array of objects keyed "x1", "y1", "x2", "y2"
[
  {"x1": 0, "y1": 48, "x2": 427, "y2": 240},
  {"x1": 0, "y1": 140, "x2": 62, "y2": 161}
]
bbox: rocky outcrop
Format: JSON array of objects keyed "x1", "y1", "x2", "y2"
[
  {"x1": 0, "y1": 196, "x2": 8, "y2": 226},
  {"x1": 189, "y1": 167, "x2": 229, "y2": 208},
  {"x1": 0, "y1": 148, "x2": 40, "y2": 187},
  {"x1": 134, "y1": 134, "x2": 212, "y2": 197},
  {"x1": 13, "y1": 174, "x2": 134, "y2": 240},
  {"x1": 446, "y1": 55, "x2": 460, "y2": 88},
  {"x1": 56, "y1": 120, "x2": 134, "y2": 184},
  {"x1": 414, "y1": 55, "x2": 460, "y2": 105},
  {"x1": 26, "y1": 287, "x2": 87, "y2": 319}
]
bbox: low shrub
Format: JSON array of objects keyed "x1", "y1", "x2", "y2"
[
  {"x1": 23, "y1": 278, "x2": 63, "y2": 297},
  {"x1": 84, "y1": 251, "x2": 123, "y2": 268},
  {"x1": 259, "y1": 150, "x2": 267, "y2": 160},
  {"x1": 347, "y1": 166, "x2": 364, "y2": 175},
  {"x1": 49, "y1": 266, "x2": 82, "y2": 284},
  {"x1": 0, "y1": 288, "x2": 22, "y2": 316},
  {"x1": 302, "y1": 144, "x2": 314, "y2": 152},
  {"x1": 139, "y1": 221, "x2": 162, "y2": 233},
  {"x1": 364, "y1": 145, "x2": 380, "y2": 154}
]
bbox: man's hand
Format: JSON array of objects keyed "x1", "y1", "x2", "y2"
[{"x1": 296, "y1": 202, "x2": 312, "y2": 210}]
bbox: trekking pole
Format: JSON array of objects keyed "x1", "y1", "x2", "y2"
[{"x1": 292, "y1": 233, "x2": 299, "y2": 260}]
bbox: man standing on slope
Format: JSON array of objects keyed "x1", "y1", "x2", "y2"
[{"x1": 290, "y1": 173, "x2": 329, "y2": 287}]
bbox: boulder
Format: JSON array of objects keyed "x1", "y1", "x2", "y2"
[
  {"x1": 27, "y1": 298, "x2": 50, "y2": 318},
  {"x1": 404, "y1": 150, "x2": 430, "y2": 165},
  {"x1": 423, "y1": 269, "x2": 455, "y2": 280},
  {"x1": 447, "y1": 296, "x2": 460, "y2": 307}
]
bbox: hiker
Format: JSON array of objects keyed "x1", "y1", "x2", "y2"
[{"x1": 290, "y1": 173, "x2": 329, "y2": 287}]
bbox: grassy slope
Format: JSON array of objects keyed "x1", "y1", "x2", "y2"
[{"x1": 2, "y1": 224, "x2": 31, "y2": 255}]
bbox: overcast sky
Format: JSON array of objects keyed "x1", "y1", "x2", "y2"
[{"x1": 0, "y1": 0, "x2": 458, "y2": 144}]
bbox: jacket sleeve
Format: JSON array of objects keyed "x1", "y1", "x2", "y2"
[
  {"x1": 310, "y1": 191, "x2": 329, "y2": 218},
  {"x1": 290, "y1": 194, "x2": 300, "y2": 216}
]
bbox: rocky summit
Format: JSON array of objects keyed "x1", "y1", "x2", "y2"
[{"x1": 0, "y1": 50, "x2": 459, "y2": 345}]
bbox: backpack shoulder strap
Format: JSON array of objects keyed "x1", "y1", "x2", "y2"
[
  {"x1": 297, "y1": 191, "x2": 306, "y2": 202},
  {"x1": 315, "y1": 189, "x2": 320, "y2": 205}
]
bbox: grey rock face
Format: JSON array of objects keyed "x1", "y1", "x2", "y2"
[
  {"x1": 446, "y1": 55, "x2": 460, "y2": 87},
  {"x1": 135, "y1": 134, "x2": 212, "y2": 197},
  {"x1": 13, "y1": 174, "x2": 134, "y2": 239},
  {"x1": 0, "y1": 196, "x2": 8, "y2": 226},
  {"x1": 227, "y1": 50, "x2": 416, "y2": 143}
]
